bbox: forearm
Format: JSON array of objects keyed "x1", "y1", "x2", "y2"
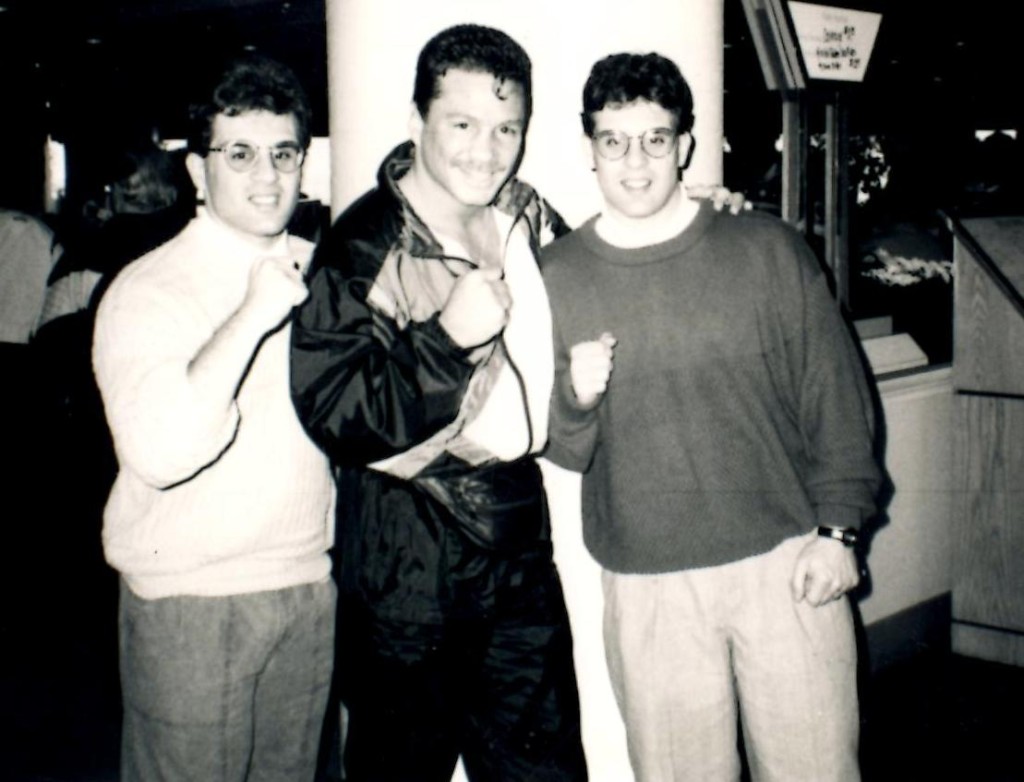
[
  {"x1": 94, "y1": 290, "x2": 259, "y2": 488},
  {"x1": 545, "y1": 365, "x2": 601, "y2": 472},
  {"x1": 291, "y1": 299, "x2": 474, "y2": 465},
  {"x1": 187, "y1": 300, "x2": 277, "y2": 416},
  {"x1": 798, "y1": 274, "x2": 882, "y2": 518}
]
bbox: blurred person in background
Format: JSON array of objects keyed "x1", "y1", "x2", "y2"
[
  {"x1": 0, "y1": 203, "x2": 62, "y2": 612},
  {"x1": 30, "y1": 142, "x2": 196, "y2": 620},
  {"x1": 39, "y1": 139, "x2": 193, "y2": 326}
]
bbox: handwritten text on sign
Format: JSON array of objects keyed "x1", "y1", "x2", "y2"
[{"x1": 788, "y1": 2, "x2": 882, "y2": 82}]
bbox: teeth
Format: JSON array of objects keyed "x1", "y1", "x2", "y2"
[
  {"x1": 250, "y1": 195, "x2": 278, "y2": 206},
  {"x1": 463, "y1": 167, "x2": 499, "y2": 180}
]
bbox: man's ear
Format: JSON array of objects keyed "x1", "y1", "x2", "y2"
[
  {"x1": 677, "y1": 132, "x2": 696, "y2": 172},
  {"x1": 185, "y1": 153, "x2": 207, "y2": 200},
  {"x1": 408, "y1": 104, "x2": 425, "y2": 147},
  {"x1": 581, "y1": 134, "x2": 597, "y2": 172}
]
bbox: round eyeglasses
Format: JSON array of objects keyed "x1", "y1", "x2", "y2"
[
  {"x1": 207, "y1": 141, "x2": 305, "y2": 173},
  {"x1": 592, "y1": 129, "x2": 678, "y2": 161}
]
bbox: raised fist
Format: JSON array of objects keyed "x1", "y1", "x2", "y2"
[
  {"x1": 569, "y1": 332, "x2": 616, "y2": 408},
  {"x1": 439, "y1": 267, "x2": 512, "y2": 349},
  {"x1": 243, "y1": 254, "x2": 309, "y2": 328}
]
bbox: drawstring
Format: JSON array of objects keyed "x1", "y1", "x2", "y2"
[
  {"x1": 411, "y1": 229, "x2": 535, "y2": 461},
  {"x1": 500, "y1": 332, "x2": 535, "y2": 461}
]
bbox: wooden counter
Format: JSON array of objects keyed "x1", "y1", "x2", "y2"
[{"x1": 948, "y1": 214, "x2": 1024, "y2": 665}]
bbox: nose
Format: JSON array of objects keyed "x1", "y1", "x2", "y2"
[
  {"x1": 251, "y1": 148, "x2": 280, "y2": 182},
  {"x1": 468, "y1": 128, "x2": 498, "y2": 163},
  {"x1": 623, "y1": 136, "x2": 647, "y2": 168}
]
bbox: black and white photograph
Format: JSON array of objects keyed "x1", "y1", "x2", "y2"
[{"x1": 2, "y1": 1, "x2": 1024, "y2": 780}]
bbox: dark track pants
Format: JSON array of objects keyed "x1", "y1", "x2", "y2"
[{"x1": 340, "y1": 550, "x2": 587, "y2": 782}]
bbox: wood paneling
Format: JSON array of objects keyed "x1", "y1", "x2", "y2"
[
  {"x1": 953, "y1": 395, "x2": 1024, "y2": 633},
  {"x1": 952, "y1": 221, "x2": 1024, "y2": 396},
  {"x1": 951, "y1": 216, "x2": 1024, "y2": 664}
]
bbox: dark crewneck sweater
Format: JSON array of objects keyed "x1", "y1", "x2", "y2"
[{"x1": 542, "y1": 201, "x2": 881, "y2": 574}]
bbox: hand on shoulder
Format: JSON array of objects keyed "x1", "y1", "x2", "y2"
[{"x1": 685, "y1": 184, "x2": 751, "y2": 215}]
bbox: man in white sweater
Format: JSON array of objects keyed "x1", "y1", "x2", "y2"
[{"x1": 92, "y1": 55, "x2": 335, "y2": 781}]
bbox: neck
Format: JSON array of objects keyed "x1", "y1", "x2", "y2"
[
  {"x1": 596, "y1": 185, "x2": 699, "y2": 249},
  {"x1": 201, "y1": 206, "x2": 285, "y2": 251},
  {"x1": 398, "y1": 165, "x2": 489, "y2": 238},
  {"x1": 397, "y1": 168, "x2": 501, "y2": 265}
]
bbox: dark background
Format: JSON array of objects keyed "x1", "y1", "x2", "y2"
[{"x1": 1, "y1": 0, "x2": 1021, "y2": 211}]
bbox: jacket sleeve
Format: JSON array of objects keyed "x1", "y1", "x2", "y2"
[
  {"x1": 785, "y1": 235, "x2": 883, "y2": 529},
  {"x1": 290, "y1": 224, "x2": 476, "y2": 466}
]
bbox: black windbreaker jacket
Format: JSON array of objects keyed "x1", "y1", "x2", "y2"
[{"x1": 290, "y1": 142, "x2": 568, "y2": 622}]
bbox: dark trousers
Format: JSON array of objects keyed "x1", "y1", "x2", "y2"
[
  {"x1": 339, "y1": 549, "x2": 587, "y2": 782},
  {"x1": 120, "y1": 579, "x2": 337, "y2": 782}
]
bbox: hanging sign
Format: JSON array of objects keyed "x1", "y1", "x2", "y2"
[{"x1": 788, "y1": 2, "x2": 882, "y2": 82}]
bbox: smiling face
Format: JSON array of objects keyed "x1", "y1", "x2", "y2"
[
  {"x1": 409, "y1": 67, "x2": 526, "y2": 214},
  {"x1": 187, "y1": 109, "x2": 302, "y2": 246},
  {"x1": 587, "y1": 98, "x2": 689, "y2": 224}
]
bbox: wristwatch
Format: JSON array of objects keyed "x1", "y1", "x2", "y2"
[{"x1": 817, "y1": 525, "x2": 859, "y2": 547}]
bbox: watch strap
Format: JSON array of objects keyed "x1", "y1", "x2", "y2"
[{"x1": 817, "y1": 525, "x2": 859, "y2": 547}]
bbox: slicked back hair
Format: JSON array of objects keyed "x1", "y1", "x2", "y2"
[{"x1": 413, "y1": 24, "x2": 532, "y2": 124}]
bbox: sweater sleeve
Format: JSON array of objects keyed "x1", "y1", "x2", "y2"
[
  {"x1": 544, "y1": 304, "x2": 602, "y2": 473},
  {"x1": 290, "y1": 222, "x2": 476, "y2": 467},
  {"x1": 92, "y1": 269, "x2": 241, "y2": 489},
  {"x1": 786, "y1": 237, "x2": 882, "y2": 529}
]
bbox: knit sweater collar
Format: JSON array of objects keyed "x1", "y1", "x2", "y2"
[
  {"x1": 193, "y1": 205, "x2": 291, "y2": 263},
  {"x1": 576, "y1": 199, "x2": 716, "y2": 266}
]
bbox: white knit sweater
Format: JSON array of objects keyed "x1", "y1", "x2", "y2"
[{"x1": 93, "y1": 210, "x2": 334, "y2": 599}]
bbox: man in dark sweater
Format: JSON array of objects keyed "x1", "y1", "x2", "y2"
[{"x1": 542, "y1": 52, "x2": 882, "y2": 781}]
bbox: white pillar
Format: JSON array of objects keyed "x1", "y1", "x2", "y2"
[
  {"x1": 324, "y1": 2, "x2": 725, "y2": 778},
  {"x1": 326, "y1": 0, "x2": 724, "y2": 224}
]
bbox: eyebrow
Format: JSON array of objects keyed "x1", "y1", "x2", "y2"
[
  {"x1": 210, "y1": 139, "x2": 301, "y2": 147},
  {"x1": 595, "y1": 125, "x2": 675, "y2": 135},
  {"x1": 441, "y1": 112, "x2": 525, "y2": 128}
]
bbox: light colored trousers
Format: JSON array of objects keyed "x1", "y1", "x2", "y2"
[{"x1": 602, "y1": 533, "x2": 860, "y2": 782}]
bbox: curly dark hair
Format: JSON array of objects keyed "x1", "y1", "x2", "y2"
[
  {"x1": 413, "y1": 24, "x2": 532, "y2": 123},
  {"x1": 581, "y1": 52, "x2": 694, "y2": 137},
  {"x1": 187, "y1": 54, "x2": 312, "y2": 155}
]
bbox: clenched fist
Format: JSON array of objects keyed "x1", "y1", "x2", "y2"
[
  {"x1": 790, "y1": 534, "x2": 861, "y2": 607},
  {"x1": 569, "y1": 332, "x2": 616, "y2": 408},
  {"x1": 242, "y1": 255, "x2": 309, "y2": 329},
  {"x1": 439, "y1": 267, "x2": 512, "y2": 349}
]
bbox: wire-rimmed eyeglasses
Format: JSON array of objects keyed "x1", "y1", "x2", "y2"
[
  {"x1": 207, "y1": 141, "x2": 305, "y2": 173},
  {"x1": 592, "y1": 129, "x2": 678, "y2": 161}
]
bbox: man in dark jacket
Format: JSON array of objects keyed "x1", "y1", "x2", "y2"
[{"x1": 290, "y1": 24, "x2": 586, "y2": 782}]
